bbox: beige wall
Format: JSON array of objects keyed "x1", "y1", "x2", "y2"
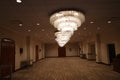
[
  {"x1": 66, "y1": 43, "x2": 79, "y2": 56},
  {"x1": 80, "y1": 26, "x2": 120, "y2": 64},
  {"x1": 100, "y1": 30, "x2": 120, "y2": 64},
  {"x1": 30, "y1": 37, "x2": 45, "y2": 63},
  {"x1": 45, "y1": 43, "x2": 58, "y2": 57},
  {"x1": 1, "y1": 24, "x2": 120, "y2": 67},
  {"x1": 80, "y1": 35, "x2": 96, "y2": 60},
  {"x1": 45, "y1": 43, "x2": 79, "y2": 57},
  {"x1": 0, "y1": 27, "x2": 45, "y2": 70},
  {"x1": 0, "y1": 28, "x2": 27, "y2": 70}
]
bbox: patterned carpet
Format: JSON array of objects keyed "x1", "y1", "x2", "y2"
[{"x1": 12, "y1": 57, "x2": 120, "y2": 80}]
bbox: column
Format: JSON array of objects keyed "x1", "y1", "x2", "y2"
[{"x1": 95, "y1": 34, "x2": 101, "y2": 62}]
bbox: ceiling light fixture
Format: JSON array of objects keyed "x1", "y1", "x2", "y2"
[
  {"x1": 19, "y1": 23, "x2": 22, "y2": 26},
  {"x1": 28, "y1": 29, "x2": 31, "y2": 32},
  {"x1": 90, "y1": 21, "x2": 94, "y2": 24},
  {"x1": 37, "y1": 23, "x2": 40, "y2": 26},
  {"x1": 41, "y1": 29, "x2": 45, "y2": 31},
  {"x1": 16, "y1": 0, "x2": 22, "y2": 3},
  {"x1": 83, "y1": 27, "x2": 87, "y2": 30},
  {"x1": 107, "y1": 20, "x2": 111, "y2": 24},
  {"x1": 50, "y1": 10, "x2": 85, "y2": 47},
  {"x1": 97, "y1": 27, "x2": 100, "y2": 30}
]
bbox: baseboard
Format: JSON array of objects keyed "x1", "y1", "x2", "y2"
[
  {"x1": 46, "y1": 56, "x2": 79, "y2": 58},
  {"x1": 96, "y1": 62, "x2": 111, "y2": 66},
  {"x1": 15, "y1": 58, "x2": 45, "y2": 72},
  {"x1": 66, "y1": 56, "x2": 79, "y2": 57},
  {"x1": 15, "y1": 64, "x2": 33, "y2": 72},
  {"x1": 87, "y1": 59, "x2": 96, "y2": 61},
  {"x1": 33, "y1": 58, "x2": 44, "y2": 63},
  {"x1": 45, "y1": 56, "x2": 58, "y2": 58}
]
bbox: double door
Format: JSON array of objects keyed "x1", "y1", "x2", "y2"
[
  {"x1": 0, "y1": 38, "x2": 15, "y2": 77},
  {"x1": 58, "y1": 46, "x2": 66, "y2": 57}
]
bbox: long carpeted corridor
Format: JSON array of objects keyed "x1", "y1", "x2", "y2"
[{"x1": 13, "y1": 57, "x2": 120, "y2": 80}]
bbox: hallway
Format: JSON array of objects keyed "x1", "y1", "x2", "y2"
[{"x1": 13, "y1": 57, "x2": 120, "y2": 80}]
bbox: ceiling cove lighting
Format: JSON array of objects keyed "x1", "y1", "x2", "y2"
[{"x1": 50, "y1": 10, "x2": 85, "y2": 47}]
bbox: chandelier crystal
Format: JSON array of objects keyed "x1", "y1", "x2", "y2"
[
  {"x1": 55, "y1": 31, "x2": 73, "y2": 47},
  {"x1": 16, "y1": 0, "x2": 22, "y2": 3},
  {"x1": 50, "y1": 10, "x2": 85, "y2": 47}
]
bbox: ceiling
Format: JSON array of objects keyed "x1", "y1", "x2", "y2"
[{"x1": 0, "y1": 0, "x2": 120, "y2": 43}]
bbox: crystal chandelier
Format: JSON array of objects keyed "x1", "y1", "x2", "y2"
[{"x1": 50, "y1": 10, "x2": 85, "y2": 47}]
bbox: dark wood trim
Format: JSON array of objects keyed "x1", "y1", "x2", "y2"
[
  {"x1": 87, "y1": 59, "x2": 96, "y2": 61},
  {"x1": 46, "y1": 56, "x2": 79, "y2": 58},
  {"x1": 45, "y1": 56, "x2": 58, "y2": 58},
  {"x1": 66, "y1": 56, "x2": 79, "y2": 57},
  {"x1": 96, "y1": 62, "x2": 111, "y2": 66}
]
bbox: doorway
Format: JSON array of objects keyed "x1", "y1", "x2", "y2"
[
  {"x1": 35, "y1": 45, "x2": 39, "y2": 61},
  {"x1": 58, "y1": 46, "x2": 66, "y2": 57},
  {"x1": 0, "y1": 38, "x2": 15, "y2": 76},
  {"x1": 107, "y1": 44, "x2": 116, "y2": 64}
]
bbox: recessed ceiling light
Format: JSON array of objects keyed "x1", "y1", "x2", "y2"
[
  {"x1": 78, "y1": 33, "x2": 80, "y2": 35},
  {"x1": 97, "y1": 27, "x2": 100, "y2": 30},
  {"x1": 28, "y1": 29, "x2": 31, "y2": 32},
  {"x1": 19, "y1": 23, "x2": 22, "y2": 26},
  {"x1": 42, "y1": 29, "x2": 45, "y2": 31},
  {"x1": 37, "y1": 23, "x2": 40, "y2": 26},
  {"x1": 90, "y1": 21, "x2": 94, "y2": 24},
  {"x1": 107, "y1": 20, "x2": 111, "y2": 24},
  {"x1": 83, "y1": 27, "x2": 87, "y2": 30},
  {"x1": 16, "y1": 0, "x2": 22, "y2": 3}
]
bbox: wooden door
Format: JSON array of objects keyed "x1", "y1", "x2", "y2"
[
  {"x1": 35, "y1": 45, "x2": 39, "y2": 61},
  {"x1": 58, "y1": 46, "x2": 66, "y2": 57},
  {"x1": 107, "y1": 44, "x2": 116, "y2": 64},
  {"x1": 0, "y1": 38, "x2": 15, "y2": 76}
]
